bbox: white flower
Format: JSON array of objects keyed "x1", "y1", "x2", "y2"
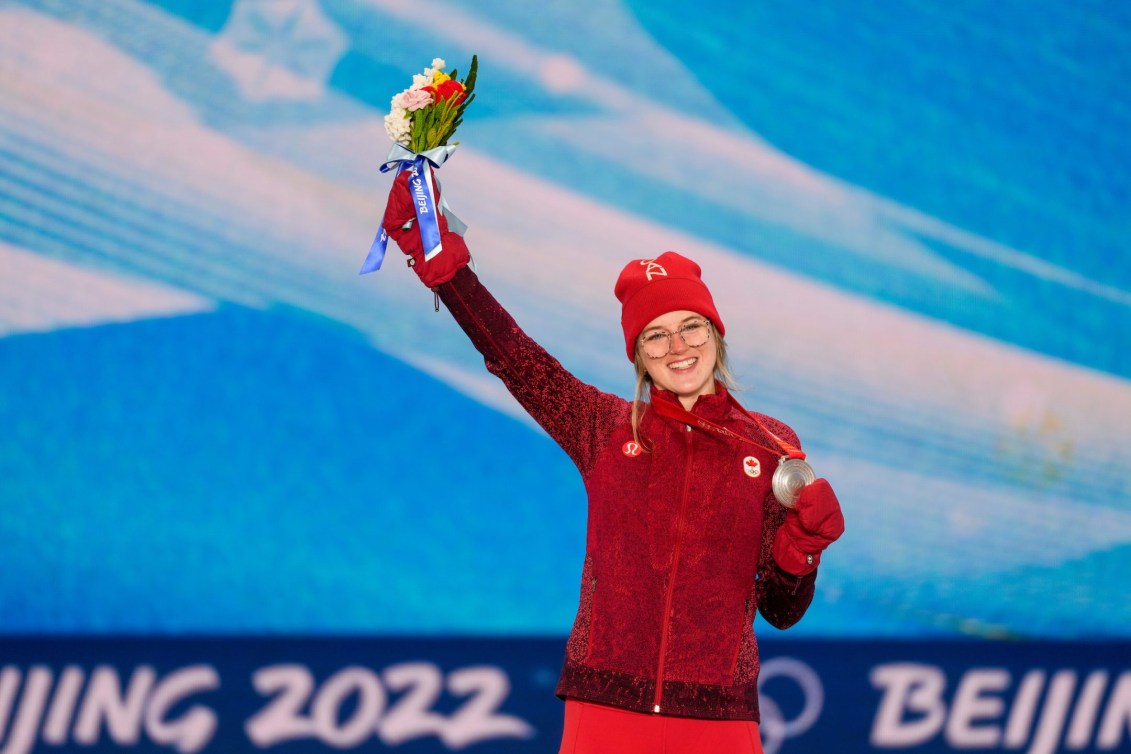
[
  {"x1": 412, "y1": 73, "x2": 430, "y2": 89},
  {"x1": 383, "y1": 108, "x2": 411, "y2": 146},
  {"x1": 431, "y1": 57, "x2": 445, "y2": 70}
]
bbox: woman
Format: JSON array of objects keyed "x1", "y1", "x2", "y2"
[{"x1": 381, "y1": 171, "x2": 845, "y2": 754}]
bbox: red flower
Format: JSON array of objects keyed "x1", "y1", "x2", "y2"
[{"x1": 424, "y1": 79, "x2": 467, "y2": 106}]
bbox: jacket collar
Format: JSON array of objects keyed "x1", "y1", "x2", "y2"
[{"x1": 649, "y1": 381, "x2": 732, "y2": 422}]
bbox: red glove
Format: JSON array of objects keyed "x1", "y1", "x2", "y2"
[
  {"x1": 382, "y1": 167, "x2": 469, "y2": 288},
  {"x1": 772, "y1": 478, "x2": 845, "y2": 576}
]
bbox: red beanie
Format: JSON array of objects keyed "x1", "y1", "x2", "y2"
[{"x1": 614, "y1": 251, "x2": 725, "y2": 362}]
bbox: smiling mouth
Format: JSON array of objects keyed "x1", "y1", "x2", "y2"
[{"x1": 668, "y1": 357, "x2": 698, "y2": 370}]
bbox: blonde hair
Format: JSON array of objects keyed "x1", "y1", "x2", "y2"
[{"x1": 629, "y1": 322, "x2": 736, "y2": 450}]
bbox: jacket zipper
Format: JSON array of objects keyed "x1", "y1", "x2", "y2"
[{"x1": 653, "y1": 424, "x2": 695, "y2": 714}]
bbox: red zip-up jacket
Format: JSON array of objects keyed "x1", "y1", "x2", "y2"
[{"x1": 438, "y1": 267, "x2": 816, "y2": 721}]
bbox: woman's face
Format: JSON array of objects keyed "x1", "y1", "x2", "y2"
[{"x1": 638, "y1": 310, "x2": 718, "y2": 410}]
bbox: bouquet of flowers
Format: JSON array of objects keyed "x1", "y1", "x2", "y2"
[
  {"x1": 360, "y1": 56, "x2": 478, "y2": 275},
  {"x1": 384, "y1": 56, "x2": 477, "y2": 152}
]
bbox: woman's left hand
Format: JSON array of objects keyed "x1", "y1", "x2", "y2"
[{"x1": 772, "y1": 478, "x2": 845, "y2": 576}]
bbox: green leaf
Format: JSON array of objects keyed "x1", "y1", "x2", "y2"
[
  {"x1": 454, "y1": 93, "x2": 476, "y2": 120},
  {"x1": 463, "y1": 55, "x2": 478, "y2": 95},
  {"x1": 411, "y1": 109, "x2": 427, "y2": 151}
]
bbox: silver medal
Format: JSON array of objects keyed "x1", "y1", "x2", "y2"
[{"x1": 772, "y1": 457, "x2": 816, "y2": 508}]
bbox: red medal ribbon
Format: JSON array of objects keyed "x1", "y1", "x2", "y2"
[{"x1": 647, "y1": 393, "x2": 805, "y2": 460}]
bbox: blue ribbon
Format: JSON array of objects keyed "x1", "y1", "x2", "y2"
[{"x1": 359, "y1": 144, "x2": 463, "y2": 275}]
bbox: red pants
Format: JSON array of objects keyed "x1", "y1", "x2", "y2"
[{"x1": 558, "y1": 700, "x2": 765, "y2": 754}]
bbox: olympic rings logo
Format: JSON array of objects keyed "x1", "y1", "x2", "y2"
[{"x1": 758, "y1": 657, "x2": 824, "y2": 753}]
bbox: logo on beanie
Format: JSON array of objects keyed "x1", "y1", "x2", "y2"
[
  {"x1": 640, "y1": 258, "x2": 668, "y2": 281},
  {"x1": 743, "y1": 456, "x2": 761, "y2": 478}
]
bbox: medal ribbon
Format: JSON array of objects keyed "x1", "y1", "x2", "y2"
[
  {"x1": 647, "y1": 393, "x2": 806, "y2": 460},
  {"x1": 359, "y1": 144, "x2": 466, "y2": 275}
]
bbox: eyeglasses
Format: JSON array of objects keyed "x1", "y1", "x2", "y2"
[{"x1": 638, "y1": 319, "x2": 712, "y2": 359}]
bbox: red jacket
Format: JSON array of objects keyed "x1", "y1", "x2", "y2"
[{"x1": 438, "y1": 268, "x2": 816, "y2": 721}]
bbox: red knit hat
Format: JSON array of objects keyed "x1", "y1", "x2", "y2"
[{"x1": 614, "y1": 251, "x2": 725, "y2": 362}]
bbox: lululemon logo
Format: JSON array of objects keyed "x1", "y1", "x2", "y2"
[
  {"x1": 640, "y1": 258, "x2": 668, "y2": 281},
  {"x1": 622, "y1": 441, "x2": 643, "y2": 457},
  {"x1": 743, "y1": 456, "x2": 761, "y2": 478}
]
